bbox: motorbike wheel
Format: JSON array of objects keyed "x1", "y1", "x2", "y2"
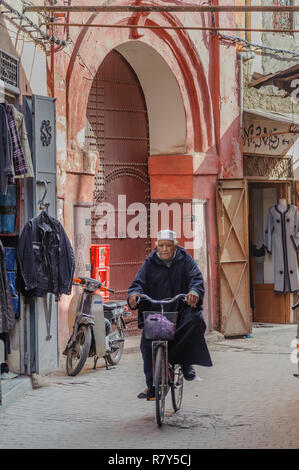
[
  {"x1": 106, "y1": 325, "x2": 125, "y2": 366},
  {"x1": 66, "y1": 325, "x2": 92, "y2": 376}
]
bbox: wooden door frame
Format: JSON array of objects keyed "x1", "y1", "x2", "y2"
[
  {"x1": 247, "y1": 180, "x2": 291, "y2": 323},
  {"x1": 216, "y1": 179, "x2": 251, "y2": 337}
]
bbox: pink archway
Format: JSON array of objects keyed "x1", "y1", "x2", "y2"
[{"x1": 64, "y1": 12, "x2": 215, "y2": 155}]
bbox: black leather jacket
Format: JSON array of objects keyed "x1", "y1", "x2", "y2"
[{"x1": 16, "y1": 211, "x2": 75, "y2": 300}]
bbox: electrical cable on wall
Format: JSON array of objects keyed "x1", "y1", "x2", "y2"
[
  {"x1": 0, "y1": 0, "x2": 71, "y2": 47},
  {"x1": 219, "y1": 32, "x2": 299, "y2": 58},
  {"x1": 207, "y1": 0, "x2": 299, "y2": 58},
  {"x1": 2, "y1": 0, "x2": 299, "y2": 57}
]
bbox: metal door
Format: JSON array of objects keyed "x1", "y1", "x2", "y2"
[
  {"x1": 23, "y1": 95, "x2": 58, "y2": 374},
  {"x1": 85, "y1": 50, "x2": 150, "y2": 333},
  {"x1": 216, "y1": 180, "x2": 251, "y2": 336}
]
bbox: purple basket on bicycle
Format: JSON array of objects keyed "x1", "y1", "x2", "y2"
[{"x1": 143, "y1": 311, "x2": 178, "y2": 341}]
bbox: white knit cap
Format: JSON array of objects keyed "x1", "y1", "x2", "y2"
[{"x1": 157, "y1": 229, "x2": 178, "y2": 245}]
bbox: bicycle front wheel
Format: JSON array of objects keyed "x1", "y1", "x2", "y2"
[
  {"x1": 171, "y1": 365, "x2": 184, "y2": 412},
  {"x1": 155, "y1": 346, "x2": 166, "y2": 427}
]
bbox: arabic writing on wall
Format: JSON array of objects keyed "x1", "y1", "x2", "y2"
[{"x1": 243, "y1": 122, "x2": 293, "y2": 155}]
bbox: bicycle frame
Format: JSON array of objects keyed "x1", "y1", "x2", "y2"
[
  {"x1": 152, "y1": 341, "x2": 169, "y2": 389},
  {"x1": 137, "y1": 293, "x2": 186, "y2": 426},
  {"x1": 292, "y1": 299, "x2": 299, "y2": 378},
  {"x1": 137, "y1": 292, "x2": 186, "y2": 384}
]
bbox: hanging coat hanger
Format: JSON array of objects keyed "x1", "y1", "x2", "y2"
[{"x1": 37, "y1": 179, "x2": 51, "y2": 213}]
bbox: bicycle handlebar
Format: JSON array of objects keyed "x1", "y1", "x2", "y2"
[
  {"x1": 136, "y1": 293, "x2": 187, "y2": 305},
  {"x1": 292, "y1": 302, "x2": 299, "y2": 311}
]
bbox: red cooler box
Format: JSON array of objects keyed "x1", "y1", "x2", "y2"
[
  {"x1": 90, "y1": 244, "x2": 110, "y2": 268},
  {"x1": 90, "y1": 244, "x2": 110, "y2": 300}
]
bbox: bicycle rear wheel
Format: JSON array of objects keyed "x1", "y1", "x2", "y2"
[
  {"x1": 171, "y1": 364, "x2": 184, "y2": 412},
  {"x1": 154, "y1": 346, "x2": 166, "y2": 427}
]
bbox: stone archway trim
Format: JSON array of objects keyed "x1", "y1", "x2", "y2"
[{"x1": 64, "y1": 12, "x2": 215, "y2": 156}]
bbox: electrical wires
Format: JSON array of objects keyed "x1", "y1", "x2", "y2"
[
  {"x1": 0, "y1": 0, "x2": 71, "y2": 47},
  {"x1": 209, "y1": 0, "x2": 299, "y2": 58},
  {"x1": 1, "y1": 0, "x2": 299, "y2": 57},
  {"x1": 219, "y1": 32, "x2": 299, "y2": 58}
]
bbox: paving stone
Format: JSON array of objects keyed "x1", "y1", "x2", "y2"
[{"x1": 0, "y1": 325, "x2": 298, "y2": 448}]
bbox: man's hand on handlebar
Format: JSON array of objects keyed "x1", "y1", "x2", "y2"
[
  {"x1": 128, "y1": 293, "x2": 140, "y2": 309},
  {"x1": 186, "y1": 292, "x2": 199, "y2": 308}
]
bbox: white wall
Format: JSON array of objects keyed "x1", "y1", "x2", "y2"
[{"x1": 116, "y1": 41, "x2": 186, "y2": 156}]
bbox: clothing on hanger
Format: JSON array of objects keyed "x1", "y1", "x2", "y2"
[
  {"x1": 16, "y1": 211, "x2": 75, "y2": 301},
  {"x1": 11, "y1": 106, "x2": 34, "y2": 178},
  {"x1": 250, "y1": 241, "x2": 266, "y2": 258},
  {"x1": 264, "y1": 204, "x2": 299, "y2": 293},
  {"x1": 0, "y1": 333, "x2": 11, "y2": 361},
  {"x1": 3, "y1": 102, "x2": 28, "y2": 177},
  {"x1": 0, "y1": 104, "x2": 13, "y2": 195},
  {"x1": 0, "y1": 239, "x2": 16, "y2": 334}
]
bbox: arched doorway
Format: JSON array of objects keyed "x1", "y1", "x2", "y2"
[{"x1": 85, "y1": 50, "x2": 150, "y2": 332}]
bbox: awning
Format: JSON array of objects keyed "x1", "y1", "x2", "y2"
[
  {"x1": 248, "y1": 63, "x2": 299, "y2": 95},
  {"x1": 244, "y1": 108, "x2": 299, "y2": 128}
]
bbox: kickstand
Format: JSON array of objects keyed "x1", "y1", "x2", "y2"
[
  {"x1": 104, "y1": 356, "x2": 116, "y2": 371},
  {"x1": 93, "y1": 356, "x2": 99, "y2": 370}
]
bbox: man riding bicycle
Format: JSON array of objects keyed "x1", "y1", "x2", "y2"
[{"x1": 127, "y1": 229, "x2": 212, "y2": 400}]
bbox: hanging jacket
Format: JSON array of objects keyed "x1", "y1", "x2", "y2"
[
  {"x1": 0, "y1": 239, "x2": 15, "y2": 334},
  {"x1": 16, "y1": 211, "x2": 75, "y2": 300}
]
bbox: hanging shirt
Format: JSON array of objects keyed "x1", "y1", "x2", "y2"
[
  {"x1": 264, "y1": 204, "x2": 299, "y2": 293},
  {"x1": 11, "y1": 106, "x2": 34, "y2": 178},
  {"x1": 4, "y1": 102, "x2": 28, "y2": 177}
]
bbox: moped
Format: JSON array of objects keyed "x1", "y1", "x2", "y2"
[{"x1": 63, "y1": 277, "x2": 129, "y2": 376}]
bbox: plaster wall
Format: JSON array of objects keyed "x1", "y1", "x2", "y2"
[
  {"x1": 116, "y1": 42, "x2": 186, "y2": 156},
  {"x1": 243, "y1": 4, "x2": 299, "y2": 116}
]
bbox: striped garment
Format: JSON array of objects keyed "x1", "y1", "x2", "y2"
[{"x1": 4, "y1": 103, "x2": 27, "y2": 176}]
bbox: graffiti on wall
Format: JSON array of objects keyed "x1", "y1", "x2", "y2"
[{"x1": 243, "y1": 121, "x2": 294, "y2": 155}]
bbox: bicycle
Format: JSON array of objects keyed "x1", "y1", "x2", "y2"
[
  {"x1": 292, "y1": 299, "x2": 299, "y2": 378},
  {"x1": 136, "y1": 293, "x2": 186, "y2": 427}
]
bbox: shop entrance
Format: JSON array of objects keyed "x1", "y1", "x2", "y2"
[{"x1": 248, "y1": 181, "x2": 291, "y2": 323}]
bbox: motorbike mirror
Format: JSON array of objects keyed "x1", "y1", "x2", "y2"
[
  {"x1": 94, "y1": 285, "x2": 115, "y2": 296},
  {"x1": 100, "y1": 285, "x2": 114, "y2": 293},
  {"x1": 72, "y1": 278, "x2": 84, "y2": 285}
]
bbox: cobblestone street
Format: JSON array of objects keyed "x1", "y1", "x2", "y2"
[{"x1": 1, "y1": 324, "x2": 299, "y2": 449}]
